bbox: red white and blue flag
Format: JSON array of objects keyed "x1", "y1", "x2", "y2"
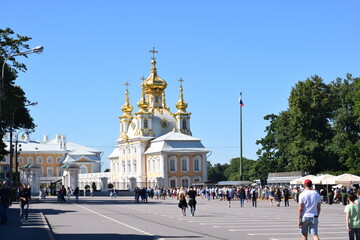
[{"x1": 239, "y1": 96, "x2": 244, "y2": 107}]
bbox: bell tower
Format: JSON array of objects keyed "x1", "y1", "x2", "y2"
[{"x1": 175, "y1": 78, "x2": 192, "y2": 135}]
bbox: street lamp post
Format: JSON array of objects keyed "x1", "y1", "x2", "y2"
[
  {"x1": 0, "y1": 46, "x2": 44, "y2": 116},
  {"x1": 9, "y1": 102, "x2": 38, "y2": 187}
]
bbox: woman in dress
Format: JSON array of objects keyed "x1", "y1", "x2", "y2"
[{"x1": 178, "y1": 187, "x2": 188, "y2": 216}]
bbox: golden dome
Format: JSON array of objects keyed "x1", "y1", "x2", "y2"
[
  {"x1": 175, "y1": 79, "x2": 188, "y2": 112},
  {"x1": 143, "y1": 48, "x2": 167, "y2": 91},
  {"x1": 121, "y1": 85, "x2": 133, "y2": 117}
]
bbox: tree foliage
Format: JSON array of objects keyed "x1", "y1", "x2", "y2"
[
  {"x1": 256, "y1": 74, "x2": 360, "y2": 176},
  {"x1": 0, "y1": 28, "x2": 36, "y2": 157}
]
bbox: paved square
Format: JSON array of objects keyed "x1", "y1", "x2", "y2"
[{"x1": 27, "y1": 196, "x2": 347, "y2": 240}]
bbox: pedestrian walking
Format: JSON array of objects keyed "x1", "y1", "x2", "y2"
[
  {"x1": 275, "y1": 187, "x2": 282, "y2": 207},
  {"x1": 0, "y1": 181, "x2": 12, "y2": 225},
  {"x1": 178, "y1": 187, "x2": 187, "y2": 216},
  {"x1": 298, "y1": 179, "x2": 321, "y2": 240},
  {"x1": 344, "y1": 193, "x2": 360, "y2": 240},
  {"x1": 251, "y1": 187, "x2": 258, "y2": 207},
  {"x1": 187, "y1": 186, "x2": 197, "y2": 216},
  {"x1": 19, "y1": 184, "x2": 31, "y2": 223},
  {"x1": 238, "y1": 187, "x2": 246, "y2": 208},
  {"x1": 283, "y1": 186, "x2": 290, "y2": 207},
  {"x1": 269, "y1": 187, "x2": 275, "y2": 207},
  {"x1": 74, "y1": 187, "x2": 79, "y2": 203}
]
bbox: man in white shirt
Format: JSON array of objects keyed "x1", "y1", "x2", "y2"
[{"x1": 298, "y1": 179, "x2": 321, "y2": 240}]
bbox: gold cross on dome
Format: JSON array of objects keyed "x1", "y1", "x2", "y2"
[
  {"x1": 178, "y1": 77, "x2": 184, "y2": 86},
  {"x1": 149, "y1": 47, "x2": 158, "y2": 60},
  {"x1": 124, "y1": 81, "x2": 130, "y2": 90}
]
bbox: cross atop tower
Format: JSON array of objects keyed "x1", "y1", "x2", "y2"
[
  {"x1": 149, "y1": 47, "x2": 158, "y2": 60},
  {"x1": 178, "y1": 77, "x2": 184, "y2": 87},
  {"x1": 124, "y1": 81, "x2": 130, "y2": 90}
]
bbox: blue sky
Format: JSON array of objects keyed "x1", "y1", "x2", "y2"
[{"x1": 2, "y1": 1, "x2": 359, "y2": 170}]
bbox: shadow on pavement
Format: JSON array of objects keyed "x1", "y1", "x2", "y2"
[
  {"x1": 54, "y1": 233, "x2": 202, "y2": 240},
  {"x1": 0, "y1": 207, "x2": 49, "y2": 240}
]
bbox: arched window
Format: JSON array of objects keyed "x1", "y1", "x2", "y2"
[
  {"x1": 80, "y1": 165, "x2": 88, "y2": 174},
  {"x1": 47, "y1": 167, "x2": 53, "y2": 177},
  {"x1": 144, "y1": 119, "x2": 148, "y2": 128},
  {"x1": 27, "y1": 156, "x2": 33, "y2": 164},
  {"x1": 57, "y1": 166, "x2": 62, "y2": 176},
  {"x1": 122, "y1": 161, "x2": 126, "y2": 174},
  {"x1": 182, "y1": 119, "x2": 187, "y2": 129},
  {"x1": 169, "y1": 156, "x2": 177, "y2": 172},
  {"x1": 127, "y1": 160, "x2": 131, "y2": 173},
  {"x1": 181, "y1": 156, "x2": 189, "y2": 172},
  {"x1": 193, "y1": 176, "x2": 201, "y2": 183},
  {"x1": 193, "y1": 155, "x2": 201, "y2": 172},
  {"x1": 169, "y1": 176, "x2": 177, "y2": 188},
  {"x1": 56, "y1": 156, "x2": 62, "y2": 163},
  {"x1": 133, "y1": 160, "x2": 137, "y2": 173},
  {"x1": 181, "y1": 176, "x2": 190, "y2": 188},
  {"x1": 47, "y1": 156, "x2": 53, "y2": 164},
  {"x1": 18, "y1": 156, "x2": 23, "y2": 164},
  {"x1": 37, "y1": 156, "x2": 43, "y2": 164}
]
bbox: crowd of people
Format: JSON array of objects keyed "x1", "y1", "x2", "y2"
[{"x1": 0, "y1": 181, "x2": 359, "y2": 239}]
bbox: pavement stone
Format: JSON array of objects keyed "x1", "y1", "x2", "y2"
[{"x1": 0, "y1": 202, "x2": 53, "y2": 240}]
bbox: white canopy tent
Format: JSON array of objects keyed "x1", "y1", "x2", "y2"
[
  {"x1": 322, "y1": 173, "x2": 360, "y2": 185},
  {"x1": 290, "y1": 175, "x2": 316, "y2": 185},
  {"x1": 311, "y1": 174, "x2": 336, "y2": 185}
]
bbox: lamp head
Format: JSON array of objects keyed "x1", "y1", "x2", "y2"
[{"x1": 32, "y1": 46, "x2": 44, "y2": 54}]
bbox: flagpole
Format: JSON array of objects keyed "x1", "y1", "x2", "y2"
[{"x1": 240, "y1": 92, "x2": 243, "y2": 181}]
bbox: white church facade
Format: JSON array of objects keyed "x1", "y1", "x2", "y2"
[{"x1": 108, "y1": 49, "x2": 209, "y2": 190}]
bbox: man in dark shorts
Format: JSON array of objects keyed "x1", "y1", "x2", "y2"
[{"x1": 187, "y1": 186, "x2": 197, "y2": 216}]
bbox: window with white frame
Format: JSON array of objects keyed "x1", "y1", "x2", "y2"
[
  {"x1": 144, "y1": 119, "x2": 148, "y2": 128},
  {"x1": 18, "y1": 156, "x2": 23, "y2": 164},
  {"x1": 57, "y1": 166, "x2": 62, "y2": 176},
  {"x1": 169, "y1": 177, "x2": 177, "y2": 188},
  {"x1": 169, "y1": 156, "x2": 177, "y2": 172},
  {"x1": 39, "y1": 167, "x2": 43, "y2": 177},
  {"x1": 181, "y1": 177, "x2": 190, "y2": 188},
  {"x1": 122, "y1": 161, "x2": 126, "y2": 174},
  {"x1": 56, "y1": 156, "x2": 62, "y2": 163},
  {"x1": 47, "y1": 156, "x2": 53, "y2": 164},
  {"x1": 127, "y1": 160, "x2": 131, "y2": 173},
  {"x1": 47, "y1": 167, "x2": 53, "y2": 177},
  {"x1": 152, "y1": 159, "x2": 155, "y2": 173},
  {"x1": 181, "y1": 156, "x2": 189, "y2": 172},
  {"x1": 27, "y1": 156, "x2": 33, "y2": 164},
  {"x1": 193, "y1": 155, "x2": 201, "y2": 172},
  {"x1": 194, "y1": 176, "x2": 201, "y2": 183},
  {"x1": 133, "y1": 160, "x2": 137, "y2": 173},
  {"x1": 80, "y1": 165, "x2": 88, "y2": 174},
  {"x1": 37, "y1": 156, "x2": 43, "y2": 164}
]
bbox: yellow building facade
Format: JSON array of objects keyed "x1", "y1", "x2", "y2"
[{"x1": 2, "y1": 134, "x2": 102, "y2": 186}]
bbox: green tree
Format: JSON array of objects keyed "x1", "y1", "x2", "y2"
[
  {"x1": 327, "y1": 74, "x2": 360, "y2": 174},
  {"x1": 224, "y1": 157, "x2": 257, "y2": 181},
  {"x1": 0, "y1": 28, "x2": 36, "y2": 157},
  {"x1": 207, "y1": 161, "x2": 228, "y2": 182},
  {"x1": 286, "y1": 75, "x2": 334, "y2": 173}
]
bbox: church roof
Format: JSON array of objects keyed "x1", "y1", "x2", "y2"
[{"x1": 144, "y1": 131, "x2": 208, "y2": 155}]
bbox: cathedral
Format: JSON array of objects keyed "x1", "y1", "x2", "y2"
[{"x1": 109, "y1": 49, "x2": 209, "y2": 190}]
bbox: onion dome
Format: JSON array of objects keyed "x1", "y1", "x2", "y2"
[
  {"x1": 142, "y1": 47, "x2": 167, "y2": 91},
  {"x1": 121, "y1": 84, "x2": 133, "y2": 117},
  {"x1": 175, "y1": 78, "x2": 188, "y2": 113}
]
